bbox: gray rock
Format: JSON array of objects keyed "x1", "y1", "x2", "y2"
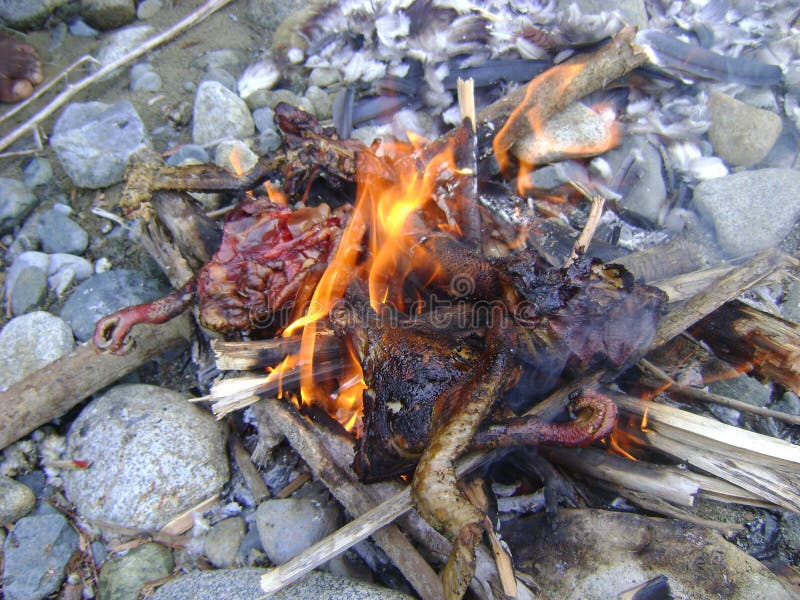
[
  {"x1": 130, "y1": 64, "x2": 163, "y2": 92},
  {"x1": 62, "y1": 384, "x2": 229, "y2": 530},
  {"x1": 51, "y1": 100, "x2": 151, "y2": 189},
  {"x1": 309, "y1": 67, "x2": 340, "y2": 88},
  {"x1": 2, "y1": 513, "x2": 79, "y2": 600},
  {"x1": 193, "y1": 49, "x2": 246, "y2": 73},
  {"x1": 257, "y1": 129, "x2": 281, "y2": 154},
  {"x1": 0, "y1": 177, "x2": 38, "y2": 234},
  {"x1": 252, "y1": 106, "x2": 276, "y2": 134},
  {"x1": 81, "y1": 0, "x2": 136, "y2": 30},
  {"x1": 709, "y1": 375, "x2": 772, "y2": 408},
  {"x1": 255, "y1": 496, "x2": 340, "y2": 564},
  {"x1": 37, "y1": 209, "x2": 89, "y2": 254},
  {"x1": 246, "y1": 88, "x2": 313, "y2": 113},
  {"x1": 204, "y1": 516, "x2": 246, "y2": 568},
  {"x1": 9, "y1": 266, "x2": 48, "y2": 316},
  {"x1": 693, "y1": 168, "x2": 800, "y2": 256},
  {"x1": 601, "y1": 136, "x2": 667, "y2": 227},
  {"x1": 150, "y1": 569, "x2": 412, "y2": 600},
  {"x1": 192, "y1": 81, "x2": 255, "y2": 145},
  {"x1": 305, "y1": 85, "x2": 332, "y2": 120},
  {"x1": 166, "y1": 144, "x2": 210, "y2": 166},
  {"x1": 0, "y1": 311, "x2": 74, "y2": 390},
  {"x1": 0, "y1": 476, "x2": 36, "y2": 524},
  {"x1": 22, "y1": 158, "x2": 54, "y2": 188},
  {"x1": 215, "y1": 140, "x2": 258, "y2": 173},
  {"x1": 774, "y1": 391, "x2": 800, "y2": 417},
  {"x1": 136, "y1": 0, "x2": 164, "y2": 19},
  {"x1": 47, "y1": 253, "x2": 94, "y2": 294},
  {"x1": 202, "y1": 68, "x2": 238, "y2": 93},
  {"x1": 98, "y1": 542, "x2": 174, "y2": 600},
  {"x1": 783, "y1": 279, "x2": 800, "y2": 323},
  {"x1": 95, "y1": 25, "x2": 155, "y2": 69},
  {"x1": 0, "y1": 0, "x2": 69, "y2": 29},
  {"x1": 6, "y1": 251, "x2": 93, "y2": 300},
  {"x1": 556, "y1": 0, "x2": 647, "y2": 29},
  {"x1": 5, "y1": 213, "x2": 41, "y2": 260},
  {"x1": 59, "y1": 269, "x2": 169, "y2": 341},
  {"x1": 708, "y1": 92, "x2": 783, "y2": 167},
  {"x1": 511, "y1": 102, "x2": 617, "y2": 166},
  {"x1": 68, "y1": 16, "x2": 100, "y2": 37}
]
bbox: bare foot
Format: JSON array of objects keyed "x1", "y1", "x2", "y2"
[{"x1": 0, "y1": 31, "x2": 43, "y2": 103}]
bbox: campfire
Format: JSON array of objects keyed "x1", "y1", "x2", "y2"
[{"x1": 74, "y1": 26, "x2": 800, "y2": 600}]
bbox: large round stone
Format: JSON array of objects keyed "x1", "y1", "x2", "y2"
[{"x1": 62, "y1": 384, "x2": 229, "y2": 530}]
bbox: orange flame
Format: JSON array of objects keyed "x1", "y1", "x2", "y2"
[
  {"x1": 272, "y1": 134, "x2": 465, "y2": 433},
  {"x1": 493, "y1": 61, "x2": 621, "y2": 196}
]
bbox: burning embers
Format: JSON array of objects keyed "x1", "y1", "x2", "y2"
[{"x1": 94, "y1": 47, "x2": 666, "y2": 597}]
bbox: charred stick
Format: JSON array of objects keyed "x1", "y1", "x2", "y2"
[
  {"x1": 491, "y1": 26, "x2": 647, "y2": 164},
  {"x1": 692, "y1": 300, "x2": 800, "y2": 395},
  {"x1": 652, "y1": 247, "x2": 794, "y2": 348},
  {"x1": 637, "y1": 358, "x2": 800, "y2": 427},
  {"x1": 151, "y1": 191, "x2": 221, "y2": 268},
  {"x1": 0, "y1": 316, "x2": 193, "y2": 451}
]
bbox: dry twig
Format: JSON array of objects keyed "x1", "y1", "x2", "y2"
[{"x1": 0, "y1": 0, "x2": 236, "y2": 154}]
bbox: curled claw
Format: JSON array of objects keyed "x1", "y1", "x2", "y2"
[
  {"x1": 93, "y1": 308, "x2": 143, "y2": 355},
  {"x1": 469, "y1": 388, "x2": 617, "y2": 450}
]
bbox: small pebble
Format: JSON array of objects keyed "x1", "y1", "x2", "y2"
[
  {"x1": 166, "y1": 144, "x2": 210, "y2": 166},
  {"x1": 37, "y1": 209, "x2": 89, "y2": 255},
  {"x1": 204, "y1": 516, "x2": 246, "y2": 568},
  {"x1": 2, "y1": 513, "x2": 79, "y2": 600},
  {"x1": 130, "y1": 63, "x2": 163, "y2": 92},
  {"x1": 192, "y1": 81, "x2": 255, "y2": 145},
  {"x1": 0, "y1": 312, "x2": 74, "y2": 390},
  {"x1": 193, "y1": 49, "x2": 245, "y2": 72},
  {"x1": 255, "y1": 495, "x2": 340, "y2": 564},
  {"x1": 98, "y1": 542, "x2": 174, "y2": 599},
  {"x1": 215, "y1": 140, "x2": 258, "y2": 173},
  {"x1": 305, "y1": 85, "x2": 332, "y2": 120},
  {"x1": 9, "y1": 266, "x2": 48, "y2": 316},
  {"x1": 81, "y1": 0, "x2": 136, "y2": 30},
  {"x1": 251, "y1": 106, "x2": 276, "y2": 134},
  {"x1": 68, "y1": 16, "x2": 99, "y2": 37},
  {"x1": 50, "y1": 100, "x2": 151, "y2": 189},
  {"x1": 708, "y1": 92, "x2": 783, "y2": 167},
  {"x1": 0, "y1": 476, "x2": 36, "y2": 524},
  {"x1": 22, "y1": 158, "x2": 54, "y2": 188},
  {"x1": 95, "y1": 24, "x2": 154, "y2": 68},
  {"x1": 202, "y1": 67, "x2": 238, "y2": 93},
  {"x1": 0, "y1": 177, "x2": 38, "y2": 235},
  {"x1": 136, "y1": 0, "x2": 164, "y2": 20}
]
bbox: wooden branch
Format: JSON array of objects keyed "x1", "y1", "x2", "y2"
[
  {"x1": 492, "y1": 26, "x2": 647, "y2": 162},
  {"x1": 637, "y1": 358, "x2": 800, "y2": 427},
  {"x1": 0, "y1": 315, "x2": 193, "y2": 451},
  {"x1": 565, "y1": 182, "x2": 604, "y2": 267},
  {"x1": 230, "y1": 435, "x2": 270, "y2": 504},
  {"x1": 652, "y1": 248, "x2": 793, "y2": 348},
  {"x1": 612, "y1": 391, "x2": 800, "y2": 513},
  {"x1": 693, "y1": 300, "x2": 800, "y2": 395},
  {"x1": 0, "y1": 0, "x2": 236, "y2": 153}
]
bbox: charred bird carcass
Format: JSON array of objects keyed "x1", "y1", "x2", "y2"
[{"x1": 94, "y1": 103, "x2": 665, "y2": 599}]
